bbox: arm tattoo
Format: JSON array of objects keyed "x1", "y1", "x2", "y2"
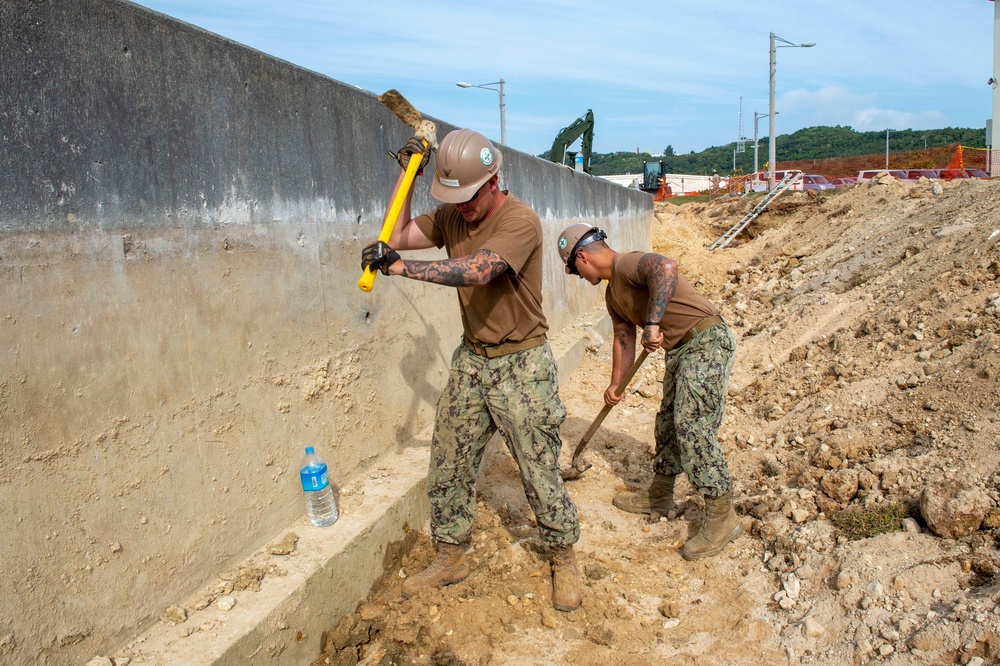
[
  {"x1": 613, "y1": 322, "x2": 633, "y2": 351},
  {"x1": 399, "y1": 248, "x2": 509, "y2": 287},
  {"x1": 637, "y1": 253, "x2": 678, "y2": 324}
]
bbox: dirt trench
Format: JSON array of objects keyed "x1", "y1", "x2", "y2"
[{"x1": 313, "y1": 177, "x2": 1000, "y2": 666}]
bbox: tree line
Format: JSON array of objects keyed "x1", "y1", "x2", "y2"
[{"x1": 543, "y1": 126, "x2": 986, "y2": 177}]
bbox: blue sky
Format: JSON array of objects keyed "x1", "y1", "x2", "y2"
[{"x1": 133, "y1": 0, "x2": 995, "y2": 157}]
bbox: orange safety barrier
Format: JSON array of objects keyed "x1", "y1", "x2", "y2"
[
  {"x1": 940, "y1": 145, "x2": 964, "y2": 180},
  {"x1": 652, "y1": 178, "x2": 672, "y2": 202},
  {"x1": 956, "y1": 146, "x2": 994, "y2": 177}
]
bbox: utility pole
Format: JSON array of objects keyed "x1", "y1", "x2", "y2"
[{"x1": 768, "y1": 32, "x2": 815, "y2": 190}]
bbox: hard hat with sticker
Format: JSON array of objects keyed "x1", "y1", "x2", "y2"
[{"x1": 430, "y1": 129, "x2": 503, "y2": 204}]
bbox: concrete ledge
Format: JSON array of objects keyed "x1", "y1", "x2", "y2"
[
  {"x1": 125, "y1": 444, "x2": 430, "y2": 666},
  {"x1": 119, "y1": 310, "x2": 609, "y2": 665}
]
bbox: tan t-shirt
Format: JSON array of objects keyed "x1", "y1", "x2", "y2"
[
  {"x1": 414, "y1": 193, "x2": 547, "y2": 345},
  {"x1": 605, "y1": 251, "x2": 719, "y2": 349}
]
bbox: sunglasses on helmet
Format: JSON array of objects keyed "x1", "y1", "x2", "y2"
[{"x1": 567, "y1": 229, "x2": 607, "y2": 275}]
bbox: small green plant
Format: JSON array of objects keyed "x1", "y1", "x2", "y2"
[{"x1": 830, "y1": 502, "x2": 906, "y2": 540}]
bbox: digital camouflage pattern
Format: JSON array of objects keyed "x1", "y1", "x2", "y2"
[
  {"x1": 429, "y1": 342, "x2": 580, "y2": 547},
  {"x1": 653, "y1": 322, "x2": 737, "y2": 499}
]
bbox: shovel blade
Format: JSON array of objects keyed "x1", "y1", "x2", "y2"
[{"x1": 560, "y1": 462, "x2": 592, "y2": 481}]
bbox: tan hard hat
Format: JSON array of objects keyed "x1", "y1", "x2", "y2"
[
  {"x1": 430, "y1": 129, "x2": 503, "y2": 204},
  {"x1": 557, "y1": 223, "x2": 606, "y2": 274}
]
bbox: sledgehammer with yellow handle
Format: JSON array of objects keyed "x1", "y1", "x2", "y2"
[
  {"x1": 357, "y1": 151, "x2": 424, "y2": 292},
  {"x1": 358, "y1": 90, "x2": 438, "y2": 292}
]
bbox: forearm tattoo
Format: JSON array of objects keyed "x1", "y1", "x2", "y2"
[
  {"x1": 637, "y1": 253, "x2": 678, "y2": 324},
  {"x1": 614, "y1": 323, "x2": 632, "y2": 350},
  {"x1": 399, "y1": 248, "x2": 509, "y2": 287}
]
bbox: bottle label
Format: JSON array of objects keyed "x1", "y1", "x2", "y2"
[{"x1": 300, "y1": 464, "x2": 329, "y2": 492}]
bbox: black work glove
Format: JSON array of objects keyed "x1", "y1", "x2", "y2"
[
  {"x1": 390, "y1": 136, "x2": 430, "y2": 174},
  {"x1": 361, "y1": 240, "x2": 401, "y2": 276}
]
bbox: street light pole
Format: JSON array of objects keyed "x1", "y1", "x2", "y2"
[
  {"x1": 753, "y1": 111, "x2": 770, "y2": 176},
  {"x1": 768, "y1": 32, "x2": 815, "y2": 190},
  {"x1": 456, "y1": 78, "x2": 506, "y2": 146}
]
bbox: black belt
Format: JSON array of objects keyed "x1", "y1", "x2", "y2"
[
  {"x1": 463, "y1": 334, "x2": 547, "y2": 359},
  {"x1": 672, "y1": 314, "x2": 724, "y2": 350}
]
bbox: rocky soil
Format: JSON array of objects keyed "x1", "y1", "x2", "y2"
[{"x1": 312, "y1": 176, "x2": 1000, "y2": 666}]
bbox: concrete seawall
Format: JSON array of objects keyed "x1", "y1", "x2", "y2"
[{"x1": 0, "y1": 0, "x2": 652, "y2": 663}]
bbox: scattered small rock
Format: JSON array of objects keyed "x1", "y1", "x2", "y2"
[
  {"x1": 802, "y1": 617, "x2": 824, "y2": 638},
  {"x1": 659, "y1": 600, "x2": 681, "y2": 618},
  {"x1": 164, "y1": 605, "x2": 187, "y2": 624},
  {"x1": 269, "y1": 532, "x2": 299, "y2": 556},
  {"x1": 821, "y1": 469, "x2": 859, "y2": 503},
  {"x1": 920, "y1": 482, "x2": 991, "y2": 538},
  {"x1": 0, "y1": 633, "x2": 14, "y2": 656}
]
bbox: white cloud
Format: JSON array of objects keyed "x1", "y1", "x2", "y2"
[
  {"x1": 781, "y1": 87, "x2": 878, "y2": 120},
  {"x1": 850, "y1": 109, "x2": 949, "y2": 132},
  {"x1": 777, "y1": 87, "x2": 950, "y2": 132}
]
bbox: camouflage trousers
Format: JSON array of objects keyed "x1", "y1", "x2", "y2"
[
  {"x1": 653, "y1": 321, "x2": 737, "y2": 499},
  {"x1": 428, "y1": 341, "x2": 580, "y2": 548}
]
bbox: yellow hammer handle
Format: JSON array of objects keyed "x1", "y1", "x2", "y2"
[{"x1": 358, "y1": 143, "x2": 428, "y2": 292}]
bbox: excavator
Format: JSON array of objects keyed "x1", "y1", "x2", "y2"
[{"x1": 548, "y1": 109, "x2": 594, "y2": 174}]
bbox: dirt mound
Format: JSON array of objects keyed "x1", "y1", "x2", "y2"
[{"x1": 314, "y1": 176, "x2": 1000, "y2": 666}]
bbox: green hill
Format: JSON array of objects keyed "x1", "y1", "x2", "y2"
[{"x1": 544, "y1": 126, "x2": 986, "y2": 177}]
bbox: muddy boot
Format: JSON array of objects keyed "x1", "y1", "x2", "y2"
[
  {"x1": 612, "y1": 473, "x2": 676, "y2": 517},
  {"x1": 681, "y1": 493, "x2": 743, "y2": 561},
  {"x1": 550, "y1": 545, "x2": 582, "y2": 612},
  {"x1": 401, "y1": 541, "x2": 470, "y2": 596}
]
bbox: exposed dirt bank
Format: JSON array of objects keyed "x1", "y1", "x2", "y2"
[{"x1": 311, "y1": 176, "x2": 1000, "y2": 666}]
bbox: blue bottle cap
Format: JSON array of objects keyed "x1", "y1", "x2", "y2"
[{"x1": 305, "y1": 446, "x2": 315, "y2": 455}]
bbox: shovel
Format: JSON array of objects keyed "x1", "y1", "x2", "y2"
[
  {"x1": 560, "y1": 349, "x2": 650, "y2": 481},
  {"x1": 358, "y1": 90, "x2": 438, "y2": 292}
]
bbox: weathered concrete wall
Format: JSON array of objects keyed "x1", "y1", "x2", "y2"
[{"x1": 0, "y1": 1, "x2": 652, "y2": 663}]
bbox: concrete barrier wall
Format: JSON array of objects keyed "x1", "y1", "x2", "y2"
[{"x1": 0, "y1": 1, "x2": 652, "y2": 663}]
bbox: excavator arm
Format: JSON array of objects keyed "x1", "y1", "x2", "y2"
[{"x1": 548, "y1": 109, "x2": 594, "y2": 173}]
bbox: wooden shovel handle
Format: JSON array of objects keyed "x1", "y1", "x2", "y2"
[{"x1": 568, "y1": 349, "x2": 650, "y2": 462}]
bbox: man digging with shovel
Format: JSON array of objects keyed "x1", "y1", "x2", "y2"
[
  {"x1": 556, "y1": 224, "x2": 743, "y2": 560},
  {"x1": 361, "y1": 129, "x2": 582, "y2": 611}
]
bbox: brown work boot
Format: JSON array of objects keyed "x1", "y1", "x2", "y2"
[
  {"x1": 612, "y1": 473, "x2": 676, "y2": 517},
  {"x1": 681, "y1": 493, "x2": 743, "y2": 561},
  {"x1": 550, "y1": 545, "x2": 582, "y2": 612},
  {"x1": 401, "y1": 541, "x2": 470, "y2": 596}
]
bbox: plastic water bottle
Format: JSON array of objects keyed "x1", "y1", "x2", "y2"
[{"x1": 300, "y1": 446, "x2": 338, "y2": 527}]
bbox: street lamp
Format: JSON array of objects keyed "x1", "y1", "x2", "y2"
[
  {"x1": 753, "y1": 110, "x2": 773, "y2": 176},
  {"x1": 768, "y1": 32, "x2": 814, "y2": 190},
  {"x1": 457, "y1": 78, "x2": 506, "y2": 146}
]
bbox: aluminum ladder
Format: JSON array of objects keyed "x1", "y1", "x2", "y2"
[{"x1": 708, "y1": 172, "x2": 803, "y2": 250}]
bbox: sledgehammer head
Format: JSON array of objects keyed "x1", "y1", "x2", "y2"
[
  {"x1": 378, "y1": 90, "x2": 438, "y2": 150},
  {"x1": 379, "y1": 89, "x2": 423, "y2": 130}
]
